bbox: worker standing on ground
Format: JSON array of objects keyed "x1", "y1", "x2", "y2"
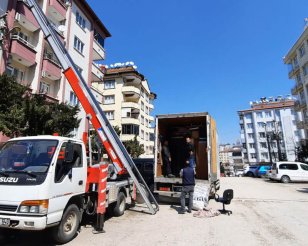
[
  {"x1": 162, "y1": 140, "x2": 175, "y2": 178},
  {"x1": 179, "y1": 160, "x2": 195, "y2": 214}
]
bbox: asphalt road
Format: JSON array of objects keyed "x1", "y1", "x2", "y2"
[{"x1": 1, "y1": 177, "x2": 308, "y2": 246}]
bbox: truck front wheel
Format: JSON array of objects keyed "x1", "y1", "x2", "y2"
[
  {"x1": 113, "y1": 192, "x2": 126, "y2": 217},
  {"x1": 52, "y1": 204, "x2": 81, "y2": 244}
]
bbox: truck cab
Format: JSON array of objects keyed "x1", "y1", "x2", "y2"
[{"x1": 0, "y1": 136, "x2": 87, "y2": 231}]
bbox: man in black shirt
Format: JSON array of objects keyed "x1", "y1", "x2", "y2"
[
  {"x1": 179, "y1": 161, "x2": 195, "y2": 214},
  {"x1": 186, "y1": 136, "x2": 196, "y2": 169},
  {"x1": 161, "y1": 140, "x2": 174, "y2": 178}
]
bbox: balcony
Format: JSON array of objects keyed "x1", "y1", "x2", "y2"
[
  {"x1": 15, "y1": 1, "x2": 40, "y2": 32},
  {"x1": 92, "y1": 63, "x2": 104, "y2": 82},
  {"x1": 122, "y1": 86, "x2": 140, "y2": 100},
  {"x1": 148, "y1": 115, "x2": 155, "y2": 122},
  {"x1": 291, "y1": 83, "x2": 304, "y2": 95},
  {"x1": 121, "y1": 134, "x2": 140, "y2": 142},
  {"x1": 122, "y1": 102, "x2": 140, "y2": 111},
  {"x1": 47, "y1": 0, "x2": 67, "y2": 21},
  {"x1": 149, "y1": 103, "x2": 154, "y2": 110},
  {"x1": 121, "y1": 117, "x2": 140, "y2": 125},
  {"x1": 10, "y1": 35, "x2": 36, "y2": 67},
  {"x1": 288, "y1": 64, "x2": 300, "y2": 79},
  {"x1": 42, "y1": 54, "x2": 62, "y2": 80},
  {"x1": 93, "y1": 40, "x2": 106, "y2": 61}
]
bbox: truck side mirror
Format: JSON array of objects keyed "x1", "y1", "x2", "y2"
[{"x1": 64, "y1": 142, "x2": 74, "y2": 163}]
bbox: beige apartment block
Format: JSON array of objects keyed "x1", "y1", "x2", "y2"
[
  {"x1": 0, "y1": 0, "x2": 110, "y2": 142},
  {"x1": 92, "y1": 65, "x2": 156, "y2": 158},
  {"x1": 284, "y1": 25, "x2": 308, "y2": 141}
]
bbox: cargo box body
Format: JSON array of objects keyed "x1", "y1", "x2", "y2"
[{"x1": 154, "y1": 112, "x2": 219, "y2": 198}]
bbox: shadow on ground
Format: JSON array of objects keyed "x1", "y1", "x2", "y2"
[{"x1": 297, "y1": 188, "x2": 308, "y2": 193}]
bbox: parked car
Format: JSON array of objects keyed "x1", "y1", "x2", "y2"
[
  {"x1": 245, "y1": 165, "x2": 258, "y2": 177},
  {"x1": 271, "y1": 161, "x2": 308, "y2": 183},
  {"x1": 255, "y1": 165, "x2": 271, "y2": 178},
  {"x1": 235, "y1": 169, "x2": 244, "y2": 177}
]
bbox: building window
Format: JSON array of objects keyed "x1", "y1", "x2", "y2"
[
  {"x1": 150, "y1": 133, "x2": 155, "y2": 141},
  {"x1": 104, "y1": 80, "x2": 115, "y2": 89},
  {"x1": 247, "y1": 123, "x2": 253, "y2": 129},
  {"x1": 299, "y1": 45, "x2": 305, "y2": 57},
  {"x1": 70, "y1": 91, "x2": 79, "y2": 106},
  {"x1": 303, "y1": 64, "x2": 308, "y2": 76},
  {"x1": 257, "y1": 122, "x2": 264, "y2": 128},
  {"x1": 94, "y1": 29, "x2": 105, "y2": 48},
  {"x1": 103, "y1": 95, "x2": 115, "y2": 105},
  {"x1": 141, "y1": 88, "x2": 144, "y2": 98},
  {"x1": 296, "y1": 74, "x2": 302, "y2": 83},
  {"x1": 245, "y1": 113, "x2": 252, "y2": 119},
  {"x1": 145, "y1": 106, "x2": 149, "y2": 115},
  {"x1": 141, "y1": 102, "x2": 144, "y2": 111},
  {"x1": 105, "y1": 111, "x2": 114, "y2": 120},
  {"x1": 40, "y1": 82, "x2": 50, "y2": 94},
  {"x1": 260, "y1": 142, "x2": 267, "y2": 148},
  {"x1": 249, "y1": 143, "x2": 255, "y2": 148},
  {"x1": 6, "y1": 66, "x2": 24, "y2": 84},
  {"x1": 74, "y1": 36, "x2": 84, "y2": 54},
  {"x1": 76, "y1": 11, "x2": 86, "y2": 29},
  {"x1": 265, "y1": 111, "x2": 272, "y2": 117},
  {"x1": 259, "y1": 132, "x2": 266, "y2": 138},
  {"x1": 140, "y1": 130, "x2": 144, "y2": 139},
  {"x1": 146, "y1": 132, "x2": 149, "y2": 141},
  {"x1": 141, "y1": 116, "x2": 144, "y2": 125},
  {"x1": 261, "y1": 152, "x2": 268, "y2": 159},
  {"x1": 256, "y1": 112, "x2": 263, "y2": 118},
  {"x1": 122, "y1": 124, "x2": 139, "y2": 135},
  {"x1": 248, "y1": 133, "x2": 254, "y2": 139},
  {"x1": 145, "y1": 119, "x2": 149, "y2": 127},
  {"x1": 250, "y1": 153, "x2": 256, "y2": 159}
]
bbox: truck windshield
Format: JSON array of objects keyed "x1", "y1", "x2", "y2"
[{"x1": 0, "y1": 140, "x2": 58, "y2": 173}]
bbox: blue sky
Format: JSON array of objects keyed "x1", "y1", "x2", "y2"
[{"x1": 87, "y1": 0, "x2": 308, "y2": 144}]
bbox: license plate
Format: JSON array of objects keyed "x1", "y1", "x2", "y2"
[{"x1": 0, "y1": 218, "x2": 10, "y2": 226}]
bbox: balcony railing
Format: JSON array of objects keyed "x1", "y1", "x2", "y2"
[
  {"x1": 288, "y1": 64, "x2": 300, "y2": 78},
  {"x1": 44, "y1": 52, "x2": 61, "y2": 67},
  {"x1": 11, "y1": 35, "x2": 35, "y2": 50}
]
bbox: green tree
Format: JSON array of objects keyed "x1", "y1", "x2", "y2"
[
  {"x1": 0, "y1": 74, "x2": 28, "y2": 137},
  {"x1": 123, "y1": 135, "x2": 144, "y2": 158},
  {"x1": 0, "y1": 74, "x2": 80, "y2": 137}
]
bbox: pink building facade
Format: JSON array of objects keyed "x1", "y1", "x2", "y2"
[{"x1": 0, "y1": 0, "x2": 111, "y2": 142}]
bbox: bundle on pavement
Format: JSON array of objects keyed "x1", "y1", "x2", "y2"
[
  {"x1": 192, "y1": 183, "x2": 209, "y2": 210},
  {"x1": 193, "y1": 208, "x2": 221, "y2": 218}
]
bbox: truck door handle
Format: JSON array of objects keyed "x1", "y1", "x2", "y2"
[{"x1": 79, "y1": 180, "x2": 83, "y2": 185}]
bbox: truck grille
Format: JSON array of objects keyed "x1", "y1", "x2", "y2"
[{"x1": 0, "y1": 204, "x2": 18, "y2": 212}]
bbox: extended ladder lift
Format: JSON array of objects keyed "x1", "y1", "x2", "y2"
[{"x1": 26, "y1": 0, "x2": 159, "y2": 220}]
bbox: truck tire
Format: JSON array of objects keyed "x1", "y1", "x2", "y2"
[
  {"x1": 281, "y1": 175, "x2": 290, "y2": 184},
  {"x1": 52, "y1": 204, "x2": 81, "y2": 244},
  {"x1": 113, "y1": 192, "x2": 126, "y2": 217}
]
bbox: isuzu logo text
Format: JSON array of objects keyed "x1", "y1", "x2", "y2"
[{"x1": 0, "y1": 177, "x2": 18, "y2": 183}]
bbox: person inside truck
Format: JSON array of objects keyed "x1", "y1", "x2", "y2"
[
  {"x1": 185, "y1": 136, "x2": 196, "y2": 169},
  {"x1": 161, "y1": 140, "x2": 175, "y2": 178}
]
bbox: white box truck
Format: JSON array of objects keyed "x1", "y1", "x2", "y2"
[{"x1": 154, "y1": 112, "x2": 219, "y2": 201}]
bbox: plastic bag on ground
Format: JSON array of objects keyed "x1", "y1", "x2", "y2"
[{"x1": 192, "y1": 183, "x2": 209, "y2": 210}]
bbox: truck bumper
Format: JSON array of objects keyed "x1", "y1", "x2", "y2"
[{"x1": 0, "y1": 214, "x2": 48, "y2": 230}]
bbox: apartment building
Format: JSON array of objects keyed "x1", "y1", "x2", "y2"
[
  {"x1": 284, "y1": 25, "x2": 308, "y2": 141},
  {"x1": 238, "y1": 96, "x2": 304, "y2": 164},
  {"x1": 0, "y1": 0, "x2": 110, "y2": 141},
  {"x1": 92, "y1": 63, "x2": 156, "y2": 158},
  {"x1": 219, "y1": 144, "x2": 244, "y2": 167}
]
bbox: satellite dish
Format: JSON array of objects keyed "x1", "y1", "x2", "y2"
[{"x1": 58, "y1": 25, "x2": 66, "y2": 33}]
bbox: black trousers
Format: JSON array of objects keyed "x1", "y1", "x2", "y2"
[{"x1": 162, "y1": 158, "x2": 171, "y2": 176}]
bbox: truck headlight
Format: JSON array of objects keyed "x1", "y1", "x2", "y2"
[{"x1": 18, "y1": 200, "x2": 49, "y2": 214}]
